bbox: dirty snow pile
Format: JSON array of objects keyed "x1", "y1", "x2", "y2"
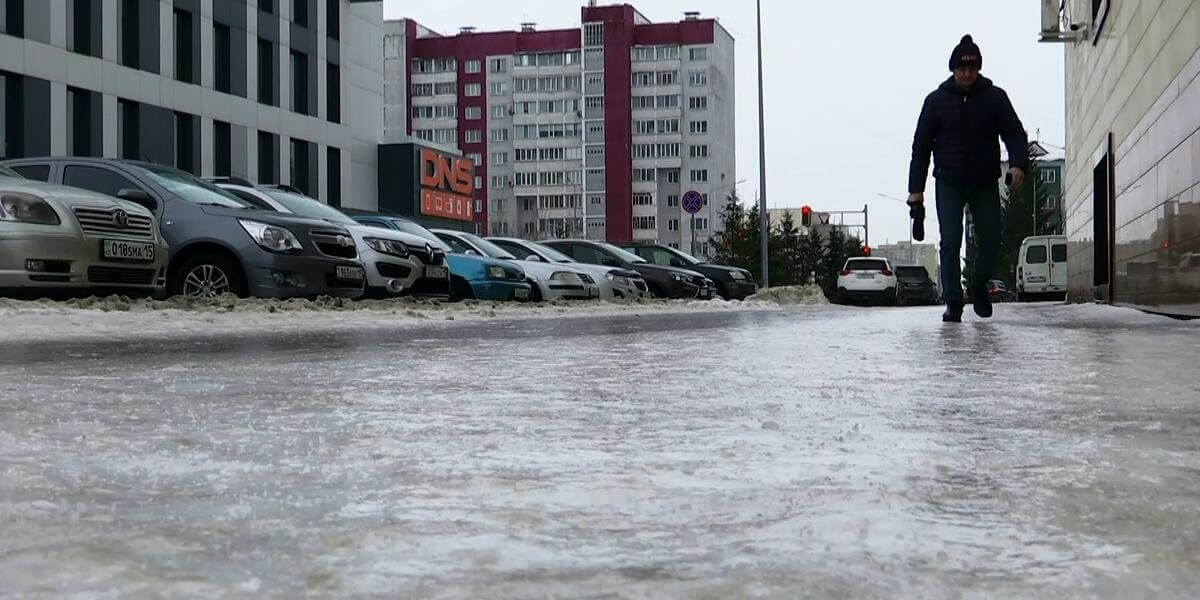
[
  {"x1": 0, "y1": 290, "x2": 823, "y2": 343},
  {"x1": 745, "y1": 285, "x2": 829, "y2": 306}
]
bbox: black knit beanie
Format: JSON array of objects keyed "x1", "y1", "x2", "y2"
[{"x1": 949, "y1": 35, "x2": 982, "y2": 71}]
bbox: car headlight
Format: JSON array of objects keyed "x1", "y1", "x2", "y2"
[
  {"x1": 239, "y1": 219, "x2": 303, "y2": 254},
  {"x1": 729, "y1": 270, "x2": 745, "y2": 280},
  {"x1": 606, "y1": 273, "x2": 631, "y2": 287},
  {"x1": 487, "y1": 265, "x2": 507, "y2": 279},
  {"x1": 0, "y1": 192, "x2": 60, "y2": 225},
  {"x1": 365, "y1": 237, "x2": 410, "y2": 258},
  {"x1": 671, "y1": 273, "x2": 687, "y2": 282},
  {"x1": 549, "y1": 271, "x2": 583, "y2": 284}
]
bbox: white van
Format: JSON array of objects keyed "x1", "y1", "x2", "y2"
[{"x1": 1017, "y1": 235, "x2": 1068, "y2": 301}]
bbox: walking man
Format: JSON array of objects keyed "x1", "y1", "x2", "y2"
[{"x1": 908, "y1": 35, "x2": 1029, "y2": 322}]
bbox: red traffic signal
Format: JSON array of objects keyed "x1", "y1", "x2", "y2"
[
  {"x1": 862, "y1": 245, "x2": 872, "y2": 256},
  {"x1": 801, "y1": 205, "x2": 813, "y2": 227}
]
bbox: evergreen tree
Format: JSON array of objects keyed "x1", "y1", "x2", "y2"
[
  {"x1": 710, "y1": 191, "x2": 747, "y2": 266},
  {"x1": 773, "y1": 211, "x2": 802, "y2": 286},
  {"x1": 797, "y1": 229, "x2": 825, "y2": 286},
  {"x1": 820, "y1": 226, "x2": 848, "y2": 293}
]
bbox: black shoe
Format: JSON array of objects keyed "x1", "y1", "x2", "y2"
[
  {"x1": 942, "y1": 301, "x2": 964, "y2": 322},
  {"x1": 972, "y1": 288, "x2": 993, "y2": 318}
]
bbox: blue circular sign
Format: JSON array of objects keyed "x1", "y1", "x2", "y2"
[{"x1": 682, "y1": 190, "x2": 704, "y2": 214}]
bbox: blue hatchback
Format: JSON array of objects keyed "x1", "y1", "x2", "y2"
[{"x1": 344, "y1": 212, "x2": 531, "y2": 302}]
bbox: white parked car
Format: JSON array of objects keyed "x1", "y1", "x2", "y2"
[
  {"x1": 1017, "y1": 235, "x2": 1068, "y2": 301},
  {"x1": 486, "y1": 236, "x2": 649, "y2": 301},
  {"x1": 431, "y1": 229, "x2": 600, "y2": 301},
  {"x1": 1, "y1": 165, "x2": 169, "y2": 296},
  {"x1": 836, "y1": 257, "x2": 899, "y2": 305},
  {"x1": 215, "y1": 182, "x2": 451, "y2": 299}
]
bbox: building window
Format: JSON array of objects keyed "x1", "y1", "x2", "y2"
[
  {"x1": 667, "y1": 195, "x2": 679, "y2": 207},
  {"x1": 290, "y1": 137, "x2": 313, "y2": 195},
  {"x1": 327, "y1": 146, "x2": 341, "y2": 206},
  {"x1": 214, "y1": 120, "x2": 231, "y2": 176},
  {"x1": 584, "y1": 22, "x2": 604, "y2": 46},
  {"x1": 489, "y1": 58, "x2": 507, "y2": 73},
  {"x1": 634, "y1": 168, "x2": 656, "y2": 182},
  {"x1": 464, "y1": 129, "x2": 482, "y2": 143},
  {"x1": 689, "y1": 48, "x2": 708, "y2": 61},
  {"x1": 118, "y1": 0, "x2": 138, "y2": 68},
  {"x1": 326, "y1": 0, "x2": 338, "y2": 39},
  {"x1": 690, "y1": 145, "x2": 709, "y2": 159},
  {"x1": 490, "y1": 82, "x2": 508, "y2": 96},
  {"x1": 633, "y1": 193, "x2": 654, "y2": 206},
  {"x1": 66, "y1": 87, "x2": 99, "y2": 157},
  {"x1": 174, "y1": 8, "x2": 195, "y2": 84},
  {"x1": 656, "y1": 95, "x2": 679, "y2": 108},
  {"x1": 2, "y1": 0, "x2": 25, "y2": 37},
  {"x1": 68, "y1": 0, "x2": 101, "y2": 58},
  {"x1": 696, "y1": 217, "x2": 710, "y2": 231},
  {"x1": 465, "y1": 60, "x2": 481, "y2": 74},
  {"x1": 1040, "y1": 169, "x2": 1057, "y2": 183},
  {"x1": 633, "y1": 72, "x2": 653, "y2": 87},
  {"x1": 118, "y1": 99, "x2": 140, "y2": 160},
  {"x1": 291, "y1": 50, "x2": 309, "y2": 115},
  {"x1": 214, "y1": 23, "x2": 232, "y2": 94},
  {"x1": 260, "y1": 0, "x2": 275, "y2": 13},
  {"x1": 689, "y1": 71, "x2": 708, "y2": 87},
  {"x1": 258, "y1": 130, "x2": 277, "y2": 183},
  {"x1": 633, "y1": 216, "x2": 656, "y2": 230},
  {"x1": 491, "y1": 152, "x2": 508, "y2": 165},
  {"x1": 657, "y1": 118, "x2": 680, "y2": 134},
  {"x1": 465, "y1": 106, "x2": 482, "y2": 120},
  {"x1": 175, "y1": 112, "x2": 196, "y2": 174},
  {"x1": 689, "y1": 96, "x2": 708, "y2": 110},
  {"x1": 658, "y1": 71, "x2": 677, "y2": 86},
  {"x1": 465, "y1": 83, "x2": 481, "y2": 97},
  {"x1": 667, "y1": 170, "x2": 680, "y2": 184},
  {"x1": 690, "y1": 120, "x2": 708, "y2": 135},
  {"x1": 475, "y1": 176, "x2": 483, "y2": 190},
  {"x1": 491, "y1": 105, "x2": 508, "y2": 119},
  {"x1": 258, "y1": 38, "x2": 275, "y2": 105},
  {"x1": 466, "y1": 152, "x2": 482, "y2": 165},
  {"x1": 327, "y1": 63, "x2": 340, "y2": 123},
  {"x1": 690, "y1": 169, "x2": 708, "y2": 183},
  {"x1": 668, "y1": 218, "x2": 679, "y2": 232},
  {"x1": 293, "y1": 0, "x2": 309, "y2": 28},
  {"x1": 433, "y1": 128, "x2": 456, "y2": 144},
  {"x1": 491, "y1": 128, "x2": 509, "y2": 142}
]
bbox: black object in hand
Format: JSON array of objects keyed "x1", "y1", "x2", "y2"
[{"x1": 910, "y1": 203, "x2": 926, "y2": 242}]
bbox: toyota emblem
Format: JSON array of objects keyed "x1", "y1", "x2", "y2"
[
  {"x1": 339, "y1": 235, "x2": 353, "y2": 247},
  {"x1": 112, "y1": 209, "x2": 129, "y2": 228},
  {"x1": 425, "y1": 243, "x2": 434, "y2": 255}
]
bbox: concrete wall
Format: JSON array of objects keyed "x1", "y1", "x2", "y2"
[{"x1": 1063, "y1": 0, "x2": 1200, "y2": 316}]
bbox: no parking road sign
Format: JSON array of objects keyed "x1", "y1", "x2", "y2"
[{"x1": 682, "y1": 190, "x2": 704, "y2": 214}]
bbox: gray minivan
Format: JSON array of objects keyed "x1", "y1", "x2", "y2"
[{"x1": 3, "y1": 158, "x2": 366, "y2": 298}]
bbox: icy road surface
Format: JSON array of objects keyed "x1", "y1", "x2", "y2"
[{"x1": 2, "y1": 303, "x2": 1200, "y2": 598}]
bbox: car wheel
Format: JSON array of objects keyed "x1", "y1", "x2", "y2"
[
  {"x1": 528, "y1": 280, "x2": 544, "y2": 303},
  {"x1": 170, "y1": 254, "x2": 245, "y2": 298},
  {"x1": 450, "y1": 276, "x2": 474, "y2": 301}
]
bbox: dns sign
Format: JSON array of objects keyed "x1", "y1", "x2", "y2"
[{"x1": 419, "y1": 149, "x2": 475, "y2": 222}]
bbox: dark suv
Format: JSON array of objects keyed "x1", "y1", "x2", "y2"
[
  {"x1": 621, "y1": 243, "x2": 755, "y2": 300},
  {"x1": 542, "y1": 239, "x2": 712, "y2": 299},
  {"x1": 895, "y1": 266, "x2": 939, "y2": 305},
  {"x1": 3, "y1": 157, "x2": 365, "y2": 298}
]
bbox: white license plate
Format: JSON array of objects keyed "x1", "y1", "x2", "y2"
[
  {"x1": 856, "y1": 273, "x2": 875, "y2": 279},
  {"x1": 336, "y1": 265, "x2": 364, "y2": 281},
  {"x1": 102, "y1": 239, "x2": 155, "y2": 262},
  {"x1": 514, "y1": 287, "x2": 531, "y2": 300},
  {"x1": 425, "y1": 266, "x2": 449, "y2": 279}
]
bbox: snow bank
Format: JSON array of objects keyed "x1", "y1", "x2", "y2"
[
  {"x1": 745, "y1": 285, "x2": 829, "y2": 306},
  {"x1": 0, "y1": 293, "x2": 802, "y2": 343}
]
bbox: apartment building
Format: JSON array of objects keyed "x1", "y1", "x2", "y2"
[
  {"x1": 383, "y1": 3, "x2": 735, "y2": 253},
  {"x1": 0, "y1": 0, "x2": 383, "y2": 208}
]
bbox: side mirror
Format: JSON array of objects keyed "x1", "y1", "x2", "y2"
[
  {"x1": 525, "y1": 254, "x2": 543, "y2": 262},
  {"x1": 117, "y1": 188, "x2": 158, "y2": 212}
]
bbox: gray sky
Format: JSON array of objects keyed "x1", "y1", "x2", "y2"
[{"x1": 383, "y1": 1, "x2": 1065, "y2": 249}]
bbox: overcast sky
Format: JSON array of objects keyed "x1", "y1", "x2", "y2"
[{"x1": 383, "y1": 1, "x2": 1065, "y2": 249}]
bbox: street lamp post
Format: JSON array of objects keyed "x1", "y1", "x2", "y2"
[{"x1": 756, "y1": 0, "x2": 769, "y2": 288}]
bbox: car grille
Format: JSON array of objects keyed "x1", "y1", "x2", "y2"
[
  {"x1": 408, "y1": 277, "x2": 451, "y2": 297},
  {"x1": 311, "y1": 230, "x2": 357, "y2": 259},
  {"x1": 87, "y1": 266, "x2": 157, "y2": 285},
  {"x1": 375, "y1": 262, "x2": 413, "y2": 279},
  {"x1": 634, "y1": 279, "x2": 648, "y2": 291},
  {"x1": 406, "y1": 244, "x2": 446, "y2": 266},
  {"x1": 691, "y1": 275, "x2": 707, "y2": 286},
  {"x1": 73, "y1": 207, "x2": 155, "y2": 240}
]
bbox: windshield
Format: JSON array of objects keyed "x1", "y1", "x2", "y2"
[
  {"x1": 895, "y1": 267, "x2": 929, "y2": 279},
  {"x1": 392, "y1": 220, "x2": 452, "y2": 252},
  {"x1": 139, "y1": 165, "x2": 250, "y2": 208},
  {"x1": 260, "y1": 189, "x2": 357, "y2": 225},
  {"x1": 529, "y1": 242, "x2": 575, "y2": 263},
  {"x1": 460, "y1": 232, "x2": 517, "y2": 260},
  {"x1": 665, "y1": 246, "x2": 703, "y2": 265},
  {"x1": 599, "y1": 242, "x2": 647, "y2": 264},
  {"x1": 0, "y1": 164, "x2": 21, "y2": 178}
]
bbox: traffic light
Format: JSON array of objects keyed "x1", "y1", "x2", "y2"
[
  {"x1": 801, "y1": 205, "x2": 813, "y2": 228},
  {"x1": 862, "y1": 245, "x2": 872, "y2": 256}
]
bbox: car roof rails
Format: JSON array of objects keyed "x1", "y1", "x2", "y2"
[{"x1": 206, "y1": 175, "x2": 257, "y2": 187}]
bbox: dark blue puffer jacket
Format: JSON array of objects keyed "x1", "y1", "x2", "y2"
[{"x1": 908, "y1": 76, "x2": 1029, "y2": 193}]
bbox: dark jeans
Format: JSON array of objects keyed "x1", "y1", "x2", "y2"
[{"x1": 936, "y1": 179, "x2": 1000, "y2": 305}]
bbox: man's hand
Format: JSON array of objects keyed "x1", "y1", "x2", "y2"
[
  {"x1": 1009, "y1": 167, "x2": 1026, "y2": 189},
  {"x1": 907, "y1": 193, "x2": 925, "y2": 207}
]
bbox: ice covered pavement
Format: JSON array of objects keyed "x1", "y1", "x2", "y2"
[{"x1": 2, "y1": 302, "x2": 1200, "y2": 598}]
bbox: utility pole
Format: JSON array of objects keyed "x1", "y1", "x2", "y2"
[{"x1": 756, "y1": 0, "x2": 769, "y2": 288}]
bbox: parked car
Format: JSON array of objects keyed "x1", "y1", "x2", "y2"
[
  {"x1": 213, "y1": 181, "x2": 449, "y2": 299},
  {"x1": 3, "y1": 157, "x2": 365, "y2": 298},
  {"x1": 895, "y1": 265, "x2": 939, "y2": 305},
  {"x1": 986, "y1": 279, "x2": 1018, "y2": 303},
  {"x1": 1, "y1": 167, "x2": 169, "y2": 296},
  {"x1": 343, "y1": 212, "x2": 530, "y2": 302},
  {"x1": 620, "y1": 243, "x2": 752, "y2": 300},
  {"x1": 836, "y1": 257, "x2": 899, "y2": 305},
  {"x1": 432, "y1": 230, "x2": 599, "y2": 301},
  {"x1": 487, "y1": 237, "x2": 648, "y2": 301},
  {"x1": 542, "y1": 239, "x2": 712, "y2": 299},
  {"x1": 1017, "y1": 235, "x2": 1068, "y2": 301}
]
